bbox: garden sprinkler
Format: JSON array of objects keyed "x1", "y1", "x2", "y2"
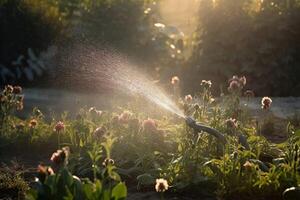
[{"x1": 185, "y1": 116, "x2": 227, "y2": 144}]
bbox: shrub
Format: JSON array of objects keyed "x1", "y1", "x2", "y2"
[
  {"x1": 0, "y1": 0, "x2": 64, "y2": 65},
  {"x1": 0, "y1": 168, "x2": 29, "y2": 200},
  {"x1": 188, "y1": 0, "x2": 300, "y2": 96}
]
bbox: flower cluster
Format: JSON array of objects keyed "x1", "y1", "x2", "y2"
[
  {"x1": 226, "y1": 118, "x2": 238, "y2": 129},
  {"x1": 50, "y1": 147, "x2": 70, "y2": 166},
  {"x1": 142, "y1": 118, "x2": 157, "y2": 132},
  {"x1": 54, "y1": 121, "x2": 65, "y2": 132},
  {"x1": 201, "y1": 80, "x2": 212, "y2": 88},
  {"x1": 29, "y1": 119, "x2": 38, "y2": 128},
  {"x1": 0, "y1": 85, "x2": 24, "y2": 111},
  {"x1": 37, "y1": 164, "x2": 54, "y2": 183},
  {"x1": 171, "y1": 76, "x2": 180, "y2": 85},
  {"x1": 228, "y1": 75, "x2": 246, "y2": 92},
  {"x1": 261, "y1": 97, "x2": 272, "y2": 110},
  {"x1": 184, "y1": 94, "x2": 193, "y2": 103},
  {"x1": 118, "y1": 111, "x2": 133, "y2": 124},
  {"x1": 102, "y1": 158, "x2": 115, "y2": 167}
]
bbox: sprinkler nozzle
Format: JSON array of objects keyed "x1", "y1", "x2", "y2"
[{"x1": 185, "y1": 116, "x2": 196, "y2": 127}]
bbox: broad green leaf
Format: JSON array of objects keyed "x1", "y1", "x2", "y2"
[
  {"x1": 82, "y1": 183, "x2": 94, "y2": 200},
  {"x1": 111, "y1": 182, "x2": 127, "y2": 200}
]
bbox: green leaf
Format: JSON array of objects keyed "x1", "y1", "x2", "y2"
[
  {"x1": 25, "y1": 189, "x2": 38, "y2": 200},
  {"x1": 80, "y1": 139, "x2": 84, "y2": 147},
  {"x1": 110, "y1": 171, "x2": 121, "y2": 182},
  {"x1": 111, "y1": 182, "x2": 127, "y2": 200},
  {"x1": 72, "y1": 176, "x2": 83, "y2": 200},
  {"x1": 63, "y1": 187, "x2": 74, "y2": 200},
  {"x1": 82, "y1": 183, "x2": 94, "y2": 200},
  {"x1": 94, "y1": 179, "x2": 102, "y2": 193},
  {"x1": 45, "y1": 175, "x2": 57, "y2": 192},
  {"x1": 61, "y1": 169, "x2": 74, "y2": 187}
]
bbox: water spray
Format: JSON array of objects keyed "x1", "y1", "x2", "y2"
[{"x1": 67, "y1": 48, "x2": 242, "y2": 147}]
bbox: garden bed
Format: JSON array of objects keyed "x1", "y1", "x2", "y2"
[{"x1": 0, "y1": 83, "x2": 299, "y2": 200}]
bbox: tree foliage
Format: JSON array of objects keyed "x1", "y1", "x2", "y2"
[{"x1": 189, "y1": 0, "x2": 300, "y2": 96}]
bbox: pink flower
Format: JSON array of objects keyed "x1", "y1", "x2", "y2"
[
  {"x1": 37, "y1": 164, "x2": 54, "y2": 183},
  {"x1": 118, "y1": 111, "x2": 132, "y2": 124},
  {"x1": 50, "y1": 147, "x2": 70, "y2": 166},
  {"x1": 261, "y1": 97, "x2": 272, "y2": 110},
  {"x1": 37, "y1": 164, "x2": 54, "y2": 175},
  {"x1": 228, "y1": 75, "x2": 247, "y2": 92},
  {"x1": 171, "y1": 76, "x2": 180, "y2": 85},
  {"x1": 226, "y1": 118, "x2": 238, "y2": 129},
  {"x1": 50, "y1": 150, "x2": 63, "y2": 165},
  {"x1": 142, "y1": 118, "x2": 157, "y2": 132},
  {"x1": 13, "y1": 86, "x2": 22, "y2": 94},
  {"x1": 54, "y1": 121, "x2": 65, "y2": 132},
  {"x1": 228, "y1": 80, "x2": 241, "y2": 92},
  {"x1": 184, "y1": 95, "x2": 193, "y2": 103}
]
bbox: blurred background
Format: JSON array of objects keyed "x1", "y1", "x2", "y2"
[{"x1": 1, "y1": 0, "x2": 300, "y2": 96}]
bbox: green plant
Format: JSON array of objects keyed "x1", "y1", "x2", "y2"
[
  {"x1": 26, "y1": 168, "x2": 127, "y2": 200},
  {"x1": 0, "y1": 167, "x2": 29, "y2": 200},
  {"x1": 27, "y1": 142, "x2": 127, "y2": 200},
  {"x1": 0, "y1": 85, "x2": 24, "y2": 134}
]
